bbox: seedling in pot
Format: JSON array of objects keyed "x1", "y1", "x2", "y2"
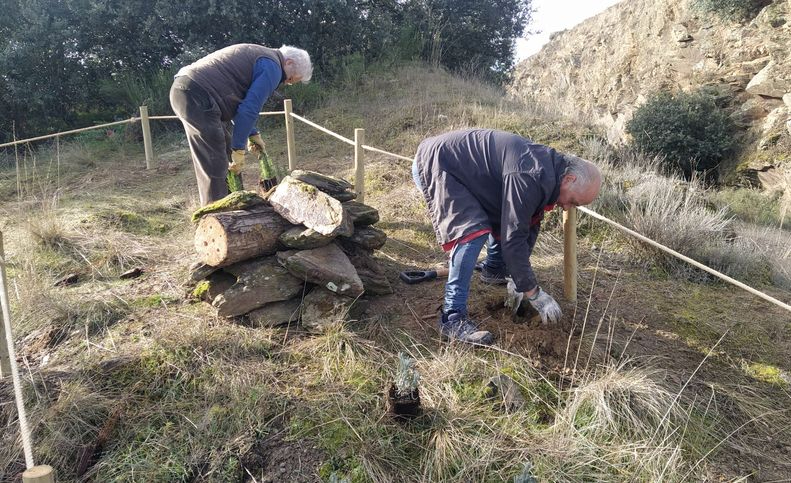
[{"x1": 387, "y1": 352, "x2": 422, "y2": 420}]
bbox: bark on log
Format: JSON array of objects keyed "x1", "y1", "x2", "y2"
[
  {"x1": 277, "y1": 244, "x2": 364, "y2": 297},
  {"x1": 278, "y1": 226, "x2": 336, "y2": 250},
  {"x1": 213, "y1": 257, "x2": 304, "y2": 317},
  {"x1": 194, "y1": 205, "x2": 291, "y2": 267},
  {"x1": 343, "y1": 201, "x2": 380, "y2": 226},
  {"x1": 269, "y1": 176, "x2": 353, "y2": 236}
]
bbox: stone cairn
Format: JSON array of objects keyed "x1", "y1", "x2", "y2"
[{"x1": 190, "y1": 170, "x2": 392, "y2": 332}]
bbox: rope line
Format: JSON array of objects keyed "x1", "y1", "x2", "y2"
[
  {"x1": 0, "y1": 233, "x2": 35, "y2": 468},
  {"x1": 578, "y1": 206, "x2": 791, "y2": 313},
  {"x1": 0, "y1": 118, "x2": 137, "y2": 149},
  {"x1": 362, "y1": 144, "x2": 413, "y2": 162},
  {"x1": 290, "y1": 113, "x2": 355, "y2": 145}
]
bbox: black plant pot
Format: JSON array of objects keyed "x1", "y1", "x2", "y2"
[{"x1": 387, "y1": 384, "x2": 421, "y2": 420}]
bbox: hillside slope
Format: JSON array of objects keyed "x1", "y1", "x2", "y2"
[
  {"x1": 0, "y1": 63, "x2": 789, "y2": 481},
  {"x1": 510, "y1": 0, "x2": 791, "y2": 186}
]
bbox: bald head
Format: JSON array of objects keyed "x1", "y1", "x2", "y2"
[{"x1": 556, "y1": 154, "x2": 602, "y2": 211}]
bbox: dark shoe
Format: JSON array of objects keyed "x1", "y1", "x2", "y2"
[
  {"x1": 479, "y1": 264, "x2": 507, "y2": 285},
  {"x1": 439, "y1": 311, "x2": 494, "y2": 345}
]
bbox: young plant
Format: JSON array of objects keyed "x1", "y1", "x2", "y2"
[{"x1": 394, "y1": 352, "x2": 420, "y2": 397}]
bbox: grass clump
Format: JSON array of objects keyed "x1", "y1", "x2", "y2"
[{"x1": 708, "y1": 188, "x2": 791, "y2": 228}]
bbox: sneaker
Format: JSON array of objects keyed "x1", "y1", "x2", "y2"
[
  {"x1": 439, "y1": 311, "x2": 494, "y2": 345},
  {"x1": 479, "y1": 264, "x2": 508, "y2": 285}
]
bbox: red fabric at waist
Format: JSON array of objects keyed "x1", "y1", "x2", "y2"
[{"x1": 442, "y1": 204, "x2": 556, "y2": 252}]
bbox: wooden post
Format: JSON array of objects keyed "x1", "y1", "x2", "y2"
[
  {"x1": 139, "y1": 105, "x2": 156, "y2": 170},
  {"x1": 354, "y1": 128, "x2": 365, "y2": 204},
  {"x1": 0, "y1": 232, "x2": 9, "y2": 378},
  {"x1": 22, "y1": 465, "x2": 55, "y2": 483},
  {"x1": 563, "y1": 207, "x2": 578, "y2": 302},
  {"x1": 284, "y1": 99, "x2": 297, "y2": 172}
]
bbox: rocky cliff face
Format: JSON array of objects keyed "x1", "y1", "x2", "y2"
[{"x1": 510, "y1": 0, "x2": 790, "y2": 187}]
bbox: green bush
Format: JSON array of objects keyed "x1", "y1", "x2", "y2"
[
  {"x1": 692, "y1": 0, "x2": 770, "y2": 21},
  {"x1": 626, "y1": 89, "x2": 736, "y2": 177}
]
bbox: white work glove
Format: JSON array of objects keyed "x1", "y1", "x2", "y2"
[
  {"x1": 248, "y1": 133, "x2": 265, "y2": 154},
  {"x1": 527, "y1": 287, "x2": 562, "y2": 325},
  {"x1": 229, "y1": 149, "x2": 246, "y2": 174},
  {"x1": 504, "y1": 278, "x2": 524, "y2": 315}
]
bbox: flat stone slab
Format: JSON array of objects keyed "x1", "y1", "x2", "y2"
[
  {"x1": 343, "y1": 201, "x2": 380, "y2": 226},
  {"x1": 277, "y1": 244, "x2": 364, "y2": 297},
  {"x1": 291, "y1": 169, "x2": 356, "y2": 200},
  {"x1": 278, "y1": 225, "x2": 336, "y2": 250},
  {"x1": 341, "y1": 226, "x2": 387, "y2": 250},
  {"x1": 246, "y1": 297, "x2": 303, "y2": 327},
  {"x1": 269, "y1": 176, "x2": 353, "y2": 236},
  {"x1": 301, "y1": 287, "x2": 368, "y2": 332},
  {"x1": 340, "y1": 244, "x2": 392, "y2": 295},
  {"x1": 213, "y1": 257, "x2": 304, "y2": 317}
]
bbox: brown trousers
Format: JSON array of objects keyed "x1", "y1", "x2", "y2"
[{"x1": 169, "y1": 76, "x2": 231, "y2": 206}]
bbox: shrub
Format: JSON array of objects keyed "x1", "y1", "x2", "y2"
[
  {"x1": 626, "y1": 89, "x2": 736, "y2": 178},
  {"x1": 692, "y1": 0, "x2": 771, "y2": 21}
]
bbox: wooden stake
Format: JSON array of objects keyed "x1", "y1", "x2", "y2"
[
  {"x1": 563, "y1": 207, "x2": 578, "y2": 302},
  {"x1": 0, "y1": 232, "x2": 9, "y2": 378},
  {"x1": 22, "y1": 465, "x2": 55, "y2": 483},
  {"x1": 284, "y1": 99, "x2": 297, "y2": 172},
  {"x1": 354, "y1": 128, "x2": 365, "y2": 204},
  {"x1": 139, "y1": 106, "x2": 156, "y2": 170}
]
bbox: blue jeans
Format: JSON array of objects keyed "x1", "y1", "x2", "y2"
[{"x1": 412, "y1": 159, "x2": 504, "y2": 315}]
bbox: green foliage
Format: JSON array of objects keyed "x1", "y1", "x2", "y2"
[
  {"x1": 691, "y1": 0, "x2": 770, "y2": 21},
  {"x1": 394, "y1": 352, "x2": 420, "y2": 396},
  {"x1": 708, "y1": 188, "x2": 791, "y2": 228},
  {"x1": 626, "y1": 89, "x2": 736, "y2": 177}
]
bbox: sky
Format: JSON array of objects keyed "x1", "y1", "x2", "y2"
[{"x1": 515, "y1": 0, "x2": 624, "y2": 61}]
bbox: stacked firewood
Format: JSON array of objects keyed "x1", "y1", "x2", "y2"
[{"x1": 190, "y1": 170, "x2": 392, "y2": 331}]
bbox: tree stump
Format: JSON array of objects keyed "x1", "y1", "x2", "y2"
[
  {"x1": 269, "y1": 176, "x2": 353, "y2": 236},
  {"x1": 277, "y1": 244, "x2": 364, "y2": 297},
  {"x1": 212, "y1": 257, "x2": 304, "y2": 317},
  {"x1": 194, "y1": 205, "x2": 291, "y2": 267}
]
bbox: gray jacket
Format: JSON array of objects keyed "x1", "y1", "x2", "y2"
[{"x1": 413, "y1": 129, "x2": 568, "y2": 292}]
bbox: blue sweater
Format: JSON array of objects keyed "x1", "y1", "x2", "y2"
[{"x1": 230, "y1": 57, "x2": 282, "y2": 150}]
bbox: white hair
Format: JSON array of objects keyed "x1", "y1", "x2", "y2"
[
  {"x1": 563, "y1": 153, "x2": 601, "y2": 187},
  {"x1": 279, "y1": 45, "x2": 312, "y2": 83}
]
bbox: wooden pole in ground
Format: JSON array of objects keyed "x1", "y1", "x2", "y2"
[
  {"x1": 0, "y1": 236, "x2": 9, "y2": 378},
  {"x1": 354, "y1": 128, "x2": 365, "y2": 204},
  {"x1": 284, "y1": 99, "x2": 297, "y2": 172},
  {"x1": 139, "y1": 106, "x2": 156, "y2": 170},
  {"x1": 563, "y1": 207, "x2": 578, "y2": 302},
  {"x1": 22, "y1": 465, "x2": 55, "y2": 483}
]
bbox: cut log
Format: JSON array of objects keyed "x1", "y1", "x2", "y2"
[
  {"x1": 191, "y1": 190, "x2": 266, "y2": 223},
  {"x1": 247, "y1": 297, "x2": 303, "y2": 327},
  {"x1": 277, "y1": 244, "x2": 364, "y2": 297},
  {"x1": 278, "y1": 226, "x2": 336, "y2": 250},
  {"x1": 341, "y1": 226, "x2": 387, "y2": 250},
  {"x1": 188, "y1": 261, "x2": 219, "y2": 282},
  {"x1": 301, "y1": 287, "x2": 369, "y2": 332},
  {"x1": 339, "y1": 243, "x2": 393, "y2": 295},
  {"x1": 213, "y1": 257, "x2": 304, "y2": 317},
  {"x1": 343, "y1": 201, "x2": 380, "y2": 226},
  {"x1": 269, "y1": 176, "x2": 353, "y2": 236},
  {"x1": 194, "y1": 205, "x2": 291, "y2": 267}
]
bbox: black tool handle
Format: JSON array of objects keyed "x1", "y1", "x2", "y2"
[{"x1": 399, "y1": 270, "x2": 438, "y2": 285}]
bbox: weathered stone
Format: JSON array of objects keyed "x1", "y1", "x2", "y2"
[
  {"x1": 247, "y1": 298, "x2": 303, "y2": 327},
  {"x1": 339, "y1": 243, "x2": 393, "y2": 295},
  {"x1": 731, "y1": 98, "x2": 768, "y2": 127},
  {"x1": 290, "y1": 169, "x2": 356, "y2": 200},
  {"x1": 747, "y1": 61, "x2": 790, "y2": 99},
  {"x1": 301, "y1": 287, "x2": 368, "y2": 332},
  {"x1": 485, "y1": 375, "x2": 526, "y2": 412},
  {"x1": 193, "y1": 270, "x2": 236, "y2": 302},
  {"x1": 783, "y1": 93, "x2": 791, "y2": 108},
  {"x1": 342, "y1": 226, "x2": 387, "y2": 250},
  {"x1": 269, "y1": 176, "x2": 353, "y2": 236},
  {"x1": 343, "y1": 201, "x2": 380, "y2": 226},
  {"x1": 188, "y1": 261, "x2": 219, "y2": 282},
  {"x1": 671, "y1": 24, "x2": 692, "y2": 42},
  {"x1": 278, "y1": 226, "x2": 336, "y2": 249},
  {"x1": 213, "y1": 257, "x2": 304, "y2": 317},
  {"x1": 277, "y1": 244, "x2": 364, "y2": 297}
]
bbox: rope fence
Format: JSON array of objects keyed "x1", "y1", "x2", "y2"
[{"x1": 2, "y1": 99, "x2": 790, "y2": 480}]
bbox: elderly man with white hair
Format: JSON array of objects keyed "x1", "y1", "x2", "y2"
[
  {"x1": 412, "y1": 129, "x2": 602, "y2": 345},
  {"x1": 170, "y1": 44, "x2": 312, "y2": 205}
]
